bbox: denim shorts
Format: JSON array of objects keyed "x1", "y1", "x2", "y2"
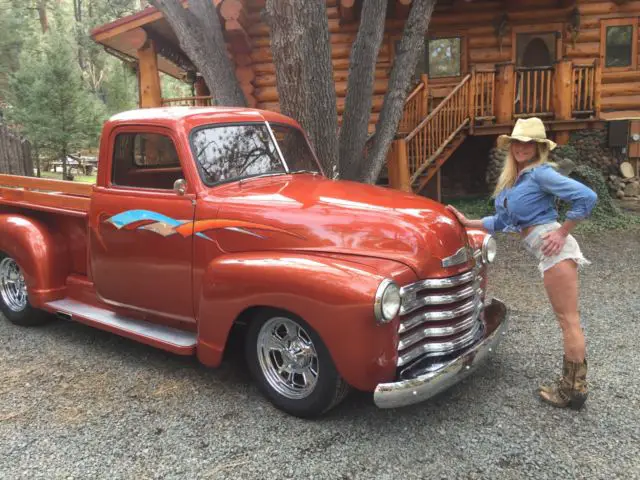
[{"x1": 522, "y1": 222, "x2": 591, "y2": 276}]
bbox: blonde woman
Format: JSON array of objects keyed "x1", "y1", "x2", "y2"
[{"x1": 447, "y1": 117, "x2": 597, "y2": 410}]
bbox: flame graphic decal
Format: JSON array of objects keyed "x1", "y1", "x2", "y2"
[{"x1": 104, "y1": 209, "x2": 302, "y2": 241}]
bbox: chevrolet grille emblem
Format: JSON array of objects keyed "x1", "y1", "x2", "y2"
[{"x1": 441, "y1": 246, "x2": 471, "y2": 268}]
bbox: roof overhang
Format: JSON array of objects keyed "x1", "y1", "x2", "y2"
[{"x1": 90, "y1": 4, "x2": 194, "y2": 79}]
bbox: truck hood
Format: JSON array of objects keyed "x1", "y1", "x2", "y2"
[{"x1": 204, "y1": 174, "x2": 473, "y2": 277}]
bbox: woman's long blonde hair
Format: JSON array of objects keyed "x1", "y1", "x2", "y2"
[{"x1": 493, "y1": 142, "x2": 551, "y2": 197}]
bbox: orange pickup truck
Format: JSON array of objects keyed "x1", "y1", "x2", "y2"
[{"x1": 0, "y1": 107, "x2": 507, "y2": 417}]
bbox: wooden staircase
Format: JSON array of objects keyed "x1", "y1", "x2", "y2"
[{"x1": 389, "y1": 73, "x2": 476, "y2": 198}]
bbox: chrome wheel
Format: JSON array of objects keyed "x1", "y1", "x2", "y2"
[
  {"x1": 256, "y1": 317, "x2": 319, "y2": 400},
  {"x1": 0, "y1": 257, "x2": 28, "y2": 313}
]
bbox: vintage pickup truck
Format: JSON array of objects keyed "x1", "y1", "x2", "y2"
[{"x1": 0, "y1": 107, "x2": 507, "y2": 417}]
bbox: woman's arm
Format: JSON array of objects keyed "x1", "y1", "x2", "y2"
[
  {"x1": 534, "y1": 166, "x2": 598, "y2": 256},
  {"x1": 446, "y1": 205, "x2": 504, "y2": 233}
]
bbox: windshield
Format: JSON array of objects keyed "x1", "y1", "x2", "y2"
[
  {"x1": 191, "y1": 122, "x2": 321, "y2": 186},
  {"x1": 269, "y1": 124, "x2": 321, "y2": 174}
]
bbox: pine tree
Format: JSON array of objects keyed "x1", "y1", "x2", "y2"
[{"x1": 7, "y1": 17, "x2": 106, "y2": 180}]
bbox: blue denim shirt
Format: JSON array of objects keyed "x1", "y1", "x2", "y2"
[{"x1": 481, "y1": 164, "x2": 598, "y2": 234}]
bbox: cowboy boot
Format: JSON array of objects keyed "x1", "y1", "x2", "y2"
[{"x1": 538, "y1": 356, "x2": 588, "y2": 410}]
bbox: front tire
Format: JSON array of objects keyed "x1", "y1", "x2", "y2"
[
  {"x1": 0, "y1": 255, "x2": 50, "y2": 326},
  {"x1": 245, "y1": 310, "x2": 349, "y2": 418}
]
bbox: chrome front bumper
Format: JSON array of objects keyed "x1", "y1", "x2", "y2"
[{"x1": 374, "y1": 298, "x2": 508, "y2": 409}]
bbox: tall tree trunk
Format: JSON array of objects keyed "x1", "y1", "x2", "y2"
[
  {"x1": 357, "y1": 0, "x2": 437, "y2": 184},
  {"x1": 62, "y1": 148, "x2": 68, "y2": 180},
  {"x1": 339, "y1": 0, "x2": 387, "y2": 179},
  {"x1": 37, "y1": 0, "x2": 49, "y2": 33},
  {"x1": 265, "y1": 0, "x2": 339, "y2": 177},
  {"x1": 149, "y1": 0, "x2": 246, "y2": 106},
  {"x1": 34, "y1": 145, "x2": 41, "y2": 178}
]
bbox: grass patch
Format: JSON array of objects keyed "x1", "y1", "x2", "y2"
[{"x1": 40, "y1": 171, "x2": 96, "y2": 184}]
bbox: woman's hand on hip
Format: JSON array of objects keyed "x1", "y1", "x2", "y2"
[{"x1": 542, "y1": 229, "x2": 568, "y2": 256}]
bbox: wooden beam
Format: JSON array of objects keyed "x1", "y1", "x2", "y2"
[
  {"x1": 387, "y1": 140, "x2": 411, "y2": 192},
  {"x1": 553, "y1": 60, "x2": 573, "y2": 121},
  {"x1": 138, "y1": 39, "x2": 163, "y2": 108},
  {"x1": 495, "y1": 63, "x2": 515, "y2": 124},
  {"x1": 394, "y1": 0, "x2": 412, "y2": 18},
  {"x1": 146, "y1": 31, "x2": 195, "y2": 73},
  {"x1": 339, "y1": 0, "x2": 356, "y2": 22}
]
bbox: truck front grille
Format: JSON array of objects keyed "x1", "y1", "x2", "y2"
[{"x1": 397, "y1": 265, "x2": 484, "y2": 368}]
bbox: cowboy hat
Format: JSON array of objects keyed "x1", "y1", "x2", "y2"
[{"x1": 497, "y1": 117, "x2": 557, "y2": 151}]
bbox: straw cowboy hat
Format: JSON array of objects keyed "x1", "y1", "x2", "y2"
[{"x1": 497, "y1": 117, "x2": 557, "y2": 151}]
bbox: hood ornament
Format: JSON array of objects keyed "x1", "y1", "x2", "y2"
[{"x1": 441, "y1": 246, "x2": 472, "y2": 268}]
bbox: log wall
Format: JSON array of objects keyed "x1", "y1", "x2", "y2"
[
  {"x1": 241, "y1": 0, "x2": 640, "y2": 130},
  {"x1": 0, "y1": 123, "x2": 33, "y2": 177}
]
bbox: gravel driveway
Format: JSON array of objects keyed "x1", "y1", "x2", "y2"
[{"x1": 1, "y1": 229, "x2": 639, "y2": 480}]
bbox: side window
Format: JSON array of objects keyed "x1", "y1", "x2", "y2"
[{"x1": 112, "y1": 132, "x2": 184, "y2": 190}]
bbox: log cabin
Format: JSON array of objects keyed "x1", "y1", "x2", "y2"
[{"x1": 91, "y1": 0, "x2": 640, "y2": 200}]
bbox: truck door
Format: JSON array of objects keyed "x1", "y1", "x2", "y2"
[{"x1": 89, "y1": 126, "x2": 196, "y2": 324}]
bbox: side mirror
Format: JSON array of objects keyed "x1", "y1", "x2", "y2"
[{"x1": 173, "y1": 178, "x2": 187, "y2": 196}]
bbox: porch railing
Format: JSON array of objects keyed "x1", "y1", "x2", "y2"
[
  {"x1": 572, "y1": 63, "x2": 597, "y2": 116},
  {"x1": 471, "y1": 69, "x2": 496, "y2": 121},
  {"x1": 514, "y1": 66, "x2": 554, "y2": 118},
  {"x1": 161, "y1": 96, "x2": 213, "y2": 106}
]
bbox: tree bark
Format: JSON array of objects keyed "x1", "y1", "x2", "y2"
[
  {"x1": 33, "y1": 145, "x2": 40, "y2": 177},
  {"x1": 148, "y1": 0, "x2": 246, "y2": 106},
  {"x1": 357, "y1": 0, "x2": 436, "y2": 184},
  {"x1": 37, "y1": 0, "x2": 49, "y2": 33},
  {"x1": 265, "y1": 0, "x2": 339, "y2": 177},
  {"x1": 339, "y1": 0, "x2": 387, "y2": 179}
]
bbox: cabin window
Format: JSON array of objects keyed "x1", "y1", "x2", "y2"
[
  {"x1": 427, "y1": 37, "x2": 461, "y2": 78},
  {"x1": 605, "y1": 25, "x2": 634, "y2": 67},
  {"x1": 112, "y1": 132, "x2": 184, "y2": 190},
  {"x1": 601, "y1": 18, "x2": 638, "y2": 70}
]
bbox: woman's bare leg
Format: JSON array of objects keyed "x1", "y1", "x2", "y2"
[
  {"x1": 542, "y1": 259, "x2": 585, "y2": 362},
  {"x1": 538, "y1": 258, "x2": 588, "y2": 409}
]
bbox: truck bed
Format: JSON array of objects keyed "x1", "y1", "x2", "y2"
[{"x1": 0, "y1": 174, "x2": 92, "y2": 217}]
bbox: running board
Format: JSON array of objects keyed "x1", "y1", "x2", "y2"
[{"x1": 44, "y1": 299, "x2": 197, "y2": 355}]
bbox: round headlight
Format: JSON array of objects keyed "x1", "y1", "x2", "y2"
[
  {"x1": 374, "y1": 279, "x2": 401, "y2": 324},
  {"x1": 482, "y1": 235, "x2": 497, "y2": 264}
]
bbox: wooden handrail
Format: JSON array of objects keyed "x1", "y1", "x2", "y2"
[
  {"x1": 405, "y1": 82, "x2": 425, "y2": 104},
  {"x1": 410, "y1": 119, "x2": 469, "y2": 182},
  {"x1": 405, "y1": 74, "x2": 472, "y2": 142},
  {"x1": 515, "y1": 65, "x2": 555, "y2": 72},
  {"x1": 399, "y1": 75, "x2": 429, "y2": 134},
  {"x1": 161, "y1": 96, "x2": 213, "y2": 106}
]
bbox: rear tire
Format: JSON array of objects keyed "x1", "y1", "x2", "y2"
[
  {"x1": 0, "y1": 254, "x2": 50, "y2": 326},
  {"x1": 245, "y1": 310, "x2": 349, "y2": 418}
]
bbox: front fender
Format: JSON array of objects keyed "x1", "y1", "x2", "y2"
[
  {"x1": 0, "y1": 214, "x2": 69, "y2": 306},
  {"x1": 195, "y1": 251, "x2": 404, "y2": 391}
]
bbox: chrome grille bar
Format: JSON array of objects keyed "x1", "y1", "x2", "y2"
[
  {"x1": 397, "y1": 320, "x2": 483, "y2": 367},
  {"x1": 400, "y1": 270, "x2": 476, "y2": 296},
  {"x1": 398, "y1": 312, "x2": 479, "y2": 351},
  {"x1": 399, "y1": 295, "x2": 482, "y2": 334},
  {"x1": 400, "y1": 283, "x2": 481, "y2": 316}
]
